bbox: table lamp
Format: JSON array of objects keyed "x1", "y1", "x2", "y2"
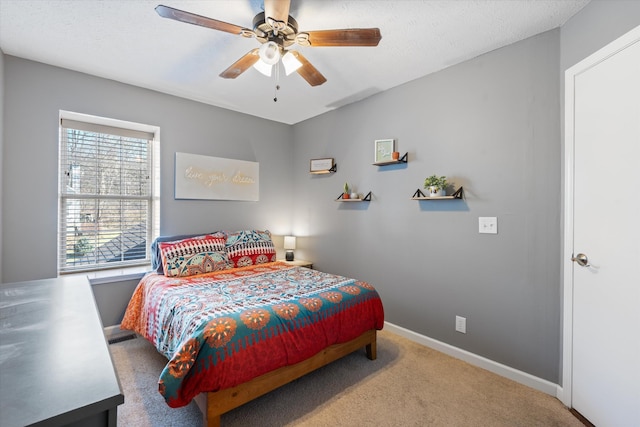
[{"x1": 284, "y1": 236, "x2": 296, "y2": 261}]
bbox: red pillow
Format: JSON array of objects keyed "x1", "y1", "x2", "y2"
[{"x1": 225, "y1": 230, "x2": 276, "y2": 268}]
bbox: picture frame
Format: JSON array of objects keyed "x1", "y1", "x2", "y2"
[
  {"x1": 310, "y1": 157, "x2": 336, "y2": 173},
  {"x1": 374, "y1": 139, "x2": 395, "y2": 163}
]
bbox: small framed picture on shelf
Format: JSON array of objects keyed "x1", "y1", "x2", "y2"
[
  {"x1": 374, "y1": 139, "x2": 395, "y2": 163},
  {"x1": 310, "y1": 158, "x2": 335, "y2": 173}
]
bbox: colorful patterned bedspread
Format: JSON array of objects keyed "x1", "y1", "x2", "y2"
[{"x1": 121, "y1": 262, "x2": 385, "y2": 407}]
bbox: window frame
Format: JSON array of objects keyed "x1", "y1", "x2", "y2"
[{"x1": 58, "y1": 111, "x2": 160, "y2": 274}]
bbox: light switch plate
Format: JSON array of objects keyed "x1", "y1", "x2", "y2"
[{"x1": 479, "y1": 217, "x2": 498, "y2": 234}]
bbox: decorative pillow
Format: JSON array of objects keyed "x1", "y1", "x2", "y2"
[
  {"x1": 225, "y1": 229, "x2": 277, "y2": 268},
  {"x1": 151, "y1": 231, "x2": 226, "y2": 274},
  {"x1": 159, "y1": 235, "x2": 233, "y2": 277}
]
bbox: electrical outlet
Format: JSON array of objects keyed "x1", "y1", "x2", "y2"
[
  {"x1": 455, "y1": 315, "x2": 466, "y2": 334},
  {"x1": 479, "y1": 217, "x2": 498, "y2": 234}
]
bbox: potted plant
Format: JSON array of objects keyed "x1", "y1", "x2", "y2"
[
  {"x1": 424, "y1": 175, "x2": 448, "y2": 197},
  {"x1": 343, "y1": 182, "x2": 350, "y2": 199}
]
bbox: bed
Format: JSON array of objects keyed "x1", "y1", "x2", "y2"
[{"x1": 120, "y1": 230, "x2": 385, "y2": 427}]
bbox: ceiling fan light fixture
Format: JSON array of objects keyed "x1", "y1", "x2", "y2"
[
  {"x1": 155, "y1": 3, "x2": 380, "y2": 87},
  {"x1": 282, "y1": 51, "x2": 302, "y2": 75},
  {"x1": 258, "y1": 41, "x2": 281, "y2": 65},
  {"x1": 253, "y1": 59, "x2": 273, "y2": 76}
]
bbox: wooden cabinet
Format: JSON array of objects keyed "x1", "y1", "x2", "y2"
[{"x1": 278, "y1": 259, "x2": 314, "y2": 269}]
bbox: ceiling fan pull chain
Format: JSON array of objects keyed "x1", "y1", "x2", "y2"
[{"x1": 274, "y1": 63, "x2": 281, "y2": 102}]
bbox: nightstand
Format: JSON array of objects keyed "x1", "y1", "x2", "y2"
[{"x1": 278, "y1": 259, "x2": 313, "y2": 269}]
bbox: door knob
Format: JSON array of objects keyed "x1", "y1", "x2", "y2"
[{"x1": 571, "y1": 253, "x2": 590, "y2": 267}]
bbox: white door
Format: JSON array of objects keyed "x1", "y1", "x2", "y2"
[{"x1": 564, "y1": 28, "x2": 640, "y2": 426}]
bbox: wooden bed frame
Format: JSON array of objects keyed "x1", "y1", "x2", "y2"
[{"x1": 193, "y1": 329, "x2": 377, "y2": 427}]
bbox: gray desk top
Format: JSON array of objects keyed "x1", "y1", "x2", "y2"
[{"x1": 0, "y1": 275, "x2": 124, "y2": 427}]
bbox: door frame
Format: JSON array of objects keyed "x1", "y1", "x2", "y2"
[{"x1": 561, "y1": 24, "x2": 640, "y2": 407}]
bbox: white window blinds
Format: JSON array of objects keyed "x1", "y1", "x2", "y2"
[{"x1": 59, "y1": 116, "x2": 157, "y2": 273}]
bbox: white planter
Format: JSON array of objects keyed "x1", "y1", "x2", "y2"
[{"x1": 428, "y1": 186, "x2": 445, "y2": 197}]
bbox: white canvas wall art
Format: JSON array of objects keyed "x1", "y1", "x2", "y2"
[{"x1": 175, "y1": 152, "x2": 259, "y2": 201}]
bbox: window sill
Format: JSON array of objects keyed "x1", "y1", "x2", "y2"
[{"x1": 66, "y1": 265, "x2": 151, "y2": 285}]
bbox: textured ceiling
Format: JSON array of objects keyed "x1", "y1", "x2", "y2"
[{"x1": 0, "y1": 0, "x2": 589, "y2": 124}]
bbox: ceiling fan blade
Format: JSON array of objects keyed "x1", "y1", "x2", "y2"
[
  {"x1": 290, "y1": 51, "x2": 327, "y2": 87},
  {"x1": 219, "y1": 49, "x2": 260, "y2": 79},
  {"x1": 155, "y1": 5, "x2": 245, "y2": 35},
  {"x1": 264, "y1": 0, "x2": 291, "y2": 26},
  {"x1": 303, "y1": 29, "x2": 382, "y2": 47}
]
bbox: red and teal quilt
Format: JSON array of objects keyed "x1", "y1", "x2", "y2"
[{"x1": 121, "y1": 262, "x2": 384, "y2": 407}]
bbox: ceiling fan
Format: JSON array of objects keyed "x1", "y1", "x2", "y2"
[{"x1": 155, "y1": 0, "x2": 382, "y2": 87}]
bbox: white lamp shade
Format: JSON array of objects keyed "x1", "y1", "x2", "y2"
[
  {"x1": 282, "y1": 51, "x2": 302, "y2": 76},
  {"x1": 258, "y1": 41, "x2": 281, "y2": 65},
  {"x1": 253, "y1": 59, "x2": 273, "y2": 76},
  {"x1": 284, "y1": 235, "x2": 296, "y2": 250}
]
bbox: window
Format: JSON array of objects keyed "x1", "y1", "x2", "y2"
[{"x1": 58, "y1": 112, "x2": 159, "y2": 273}]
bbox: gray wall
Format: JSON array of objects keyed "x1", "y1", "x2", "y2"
[
  {"x1": 91, "y1": 279, "x2": 141, "y2": 328},
  {"x1": 292, "y1": 29, "x2": 561, "y2": 382},
  {"x1": 2, "y1": 57, "x2": 293, "y2": 283},
  {"x1": 1, "y1": 0, "x2": 639, "y2": 387}
]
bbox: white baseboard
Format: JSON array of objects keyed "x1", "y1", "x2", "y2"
[
  {"x1": 104, "y1": 320, "x2": 563, "y2": 398},
  {"x1": 383, "y1": 321, "x2": 561, "y2": 397}
]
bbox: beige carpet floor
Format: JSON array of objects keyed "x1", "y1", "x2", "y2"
[{"x1": 109, "y1": 329, "x2": 583, "y2": 426}]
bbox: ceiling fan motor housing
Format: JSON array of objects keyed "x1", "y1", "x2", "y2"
[{"x1": 253, "y1": 12, "x2": 299, "y2": 49}]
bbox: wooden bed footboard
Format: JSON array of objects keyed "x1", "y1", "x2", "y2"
[{"x1": 193, "y1": 329, "x2": 378, "y2": 427}]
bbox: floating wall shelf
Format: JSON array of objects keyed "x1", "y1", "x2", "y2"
[
  {"x1": 411, "y1": 187, "x2": 464, "y2": 200},
  {"x1": 372, "y1": 152, "x2": 408, "y2": 166},
  {"x1": 309, "y1": 163, "x2": 337, "y2": 174},
  {"x1": 336, "y1": 191, "x2": 372, "y2": 202}
]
